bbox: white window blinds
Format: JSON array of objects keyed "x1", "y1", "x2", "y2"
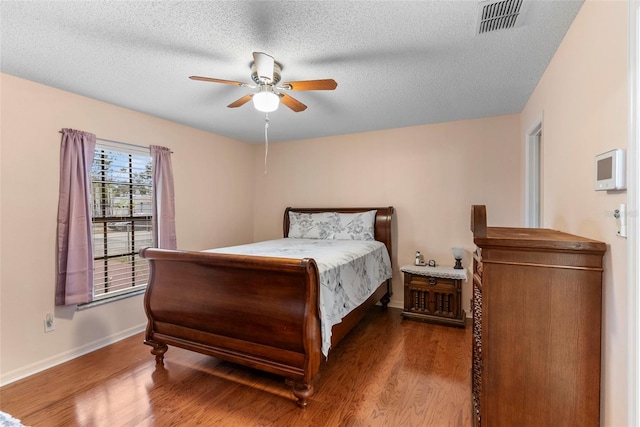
[{"x1": 90, "y1": 139, "x2": 152, "y2": 300}]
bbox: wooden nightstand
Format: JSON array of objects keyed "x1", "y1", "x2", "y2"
[{"x1": 400, "y1": 265, "x2": 467, "y2": 327}]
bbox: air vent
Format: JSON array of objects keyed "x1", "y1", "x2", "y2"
[{"x1": 477, "y1": 0, "x2": 524, "y2": 34}]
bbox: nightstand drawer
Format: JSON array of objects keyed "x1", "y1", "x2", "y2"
[{"x1": 408, "y1": 275, "x2": 456, "y2": 289}]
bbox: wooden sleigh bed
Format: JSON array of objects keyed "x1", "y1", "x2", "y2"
[{"x1": 139, "y1": 207, "x2": 394, "y2": 407}]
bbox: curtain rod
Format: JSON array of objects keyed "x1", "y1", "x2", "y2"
[{"x1": 58, "y1": 131, "x2": 173, "y2": 153}]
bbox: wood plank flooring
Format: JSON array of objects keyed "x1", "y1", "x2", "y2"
[{"x1": 0, "y1": 308, "x2": 471, "y2": 426}]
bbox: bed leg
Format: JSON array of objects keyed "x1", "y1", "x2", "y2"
[
  {"x1": 291, "y1": 381, "x2": 314, "y2": 408},
  {"x1": 380, "y1": 279, "x2": 392, "y2": 308},
  {"x1": 380, "y1": 293, "x2": 390, "y2": 308},
  {"x1": 145, "y1": 340, "x2": 168, "y2": 365}
]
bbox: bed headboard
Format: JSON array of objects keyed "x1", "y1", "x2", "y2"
[{"x1": 283, "y1": 207, "x2": 394, "y2": 262}]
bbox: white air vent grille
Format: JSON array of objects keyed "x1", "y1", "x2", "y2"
[{"x1": 478, "y1": 0, "x2": 524, "y2": 34}]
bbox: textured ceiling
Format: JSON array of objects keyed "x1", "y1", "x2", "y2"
[{"x1": 0, "y1": 1, "x2": 583, "y2": 143}]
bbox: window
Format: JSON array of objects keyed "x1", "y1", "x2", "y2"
[{"x1": 90, "y1": 140, "x2": 152, "y2": 301}]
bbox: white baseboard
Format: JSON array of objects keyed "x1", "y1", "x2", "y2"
[
  {"x1": 387, "y1": 299, "x2": 403, "y2": 309},
  {"x1": 0, "y1": 323, "x2": 146, "y2": 387}
]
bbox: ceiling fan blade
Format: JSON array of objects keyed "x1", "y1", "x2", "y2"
[
  {"x1": 253, "y1": 52, "x2": 275, "y2": 83},
  {"x1": 227, "y1": 94, "x2": 253, "y2": 108},
  {"x1": 279, "y1": 93, "x2": 307, "y2": 112},
  {"x1": 281, "y1": 79, "x2": 337, "y2": 91},
  {"x1": 189, "y1": 76, "x2": 248, "y2": 86}
]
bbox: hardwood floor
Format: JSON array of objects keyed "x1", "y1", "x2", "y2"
[{"x1": 1, "y1": 308, "x2": 471, "y2": 426}]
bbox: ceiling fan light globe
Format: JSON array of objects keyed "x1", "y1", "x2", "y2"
[{"x1": 253, "y1": 91, "x2": 279, "y2": 112}]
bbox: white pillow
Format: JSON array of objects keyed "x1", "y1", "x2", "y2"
[
  {"x1": 288, "y1": 211, "x2": 338, "y2": 239},
  {"x1": 333, "y1": 210, "x2": 377, "y2": 240}
]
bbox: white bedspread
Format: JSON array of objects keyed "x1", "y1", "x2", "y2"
[{"x1": 205, "y1": 238, "x2": 392, "y2": 356}]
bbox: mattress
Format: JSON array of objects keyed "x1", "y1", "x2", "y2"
[{"x1": 205, "y1": 238, "x2": 392, "y2": 356}]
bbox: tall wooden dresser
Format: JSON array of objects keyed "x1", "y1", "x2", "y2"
[{"x1": 470, "y1": 205, "x2": 606, "y2": 427}]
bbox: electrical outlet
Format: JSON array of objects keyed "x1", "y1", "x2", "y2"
[{"x1": 44, "y1": 313, "x2": 55, "y2": 333}]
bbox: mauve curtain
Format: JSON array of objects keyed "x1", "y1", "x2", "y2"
[
  {"x1": 56, "y1": 129, "x2": 96, "y2": 306},
  {"x1": 151, "y1": 145, "x2": 177, "y2": 249}
]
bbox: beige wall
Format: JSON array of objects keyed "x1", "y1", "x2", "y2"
[
  {"x1": 520, "y1": 0, "x2": 629, "y2": 425},
  {"x1": 252, "y1": 115, "x2": 523, "y2": 310},
  {"x1": 0, "y1": 73, "x2": 254, "y2": 383}
]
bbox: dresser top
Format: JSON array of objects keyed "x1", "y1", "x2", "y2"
[
  {"x1": 474, "y1": 227, "x2": 606, "y2": 253},
  {"x1": 470, "y1": 205, "x2": 606, "y2": 253}
]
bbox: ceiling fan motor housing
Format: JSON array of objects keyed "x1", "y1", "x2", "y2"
[{"x1": 251, "y1": 61, "x2": 282, "y2": 85}]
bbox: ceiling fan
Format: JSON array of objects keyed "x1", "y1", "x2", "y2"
[{"x1": 189, "y1": 52, "x2": 337, "y2": 113}]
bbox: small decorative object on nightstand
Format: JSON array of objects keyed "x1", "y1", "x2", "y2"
[
  {"x1": 400, "y1": 264, "x2": 467, "y2": 327},
  {"x1": 452, "y1": 247, "x2": 464, "y2": 269}
]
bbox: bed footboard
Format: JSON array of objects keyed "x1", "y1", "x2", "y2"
[{"x1": 140, "y1": 248, "x2": 322, "y2": 407}]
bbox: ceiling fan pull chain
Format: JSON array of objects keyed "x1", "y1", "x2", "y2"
[{"x1": 264, "y1": 113, "x2": 269, "y2": 174}]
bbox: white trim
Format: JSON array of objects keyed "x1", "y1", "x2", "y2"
[
  {"x1": 385, "y1": 300, "x2": 403, "y2": 310},
  {"x1": 628, "y1": 1, "x2": 639, "y2": 424},
  {"x1": 96, "y1": 137, "x2": 150, "y2": 154},
  {"x1": 77, "y1": 287, "x2": 146, "y2": 310},
  {"x1": 525, "y1": 114, "x2": 543, "y2": 227},
  {"x1": 0, "y1": 323, "x2": 146, "y2": 387}
]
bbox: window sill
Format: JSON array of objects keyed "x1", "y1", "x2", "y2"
[{"x1": 76, "y1": 288, "x2": 146, "y2": 311}]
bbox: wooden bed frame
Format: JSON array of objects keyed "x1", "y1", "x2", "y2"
[{"x1": 139, "y1": 206, "x2": 394, "y2": 407}]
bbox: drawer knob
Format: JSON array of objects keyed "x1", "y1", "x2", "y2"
[{"x1": 428, "y1": 277, "x2": 437, "y2": 285}]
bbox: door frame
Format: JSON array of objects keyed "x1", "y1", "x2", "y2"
[
  {"x1": 525, "y1": 115, "x2": 543, "y2": 228},
  {"x1": 628, "y1": 1, "x2": 639, "y2": 424}
]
